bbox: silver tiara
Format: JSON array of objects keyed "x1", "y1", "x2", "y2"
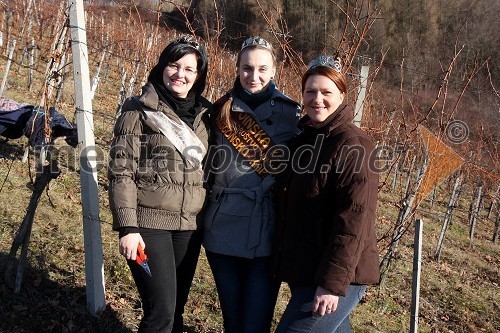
[
  {"x1": 241, "y1": 36, "x2": 273, "y2": 51},
  {"x1": 307, "y1": 55, "x2": 342, "y2": 72},
  {"x1": 173, "y1": 35, "x2": 200, "y2": 51}
]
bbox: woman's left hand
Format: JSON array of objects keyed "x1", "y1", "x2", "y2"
[{"x1": 312, "y1": 286, "x2": 339, "y2": 317}]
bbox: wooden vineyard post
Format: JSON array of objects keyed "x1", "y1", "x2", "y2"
[
  {"x1": 469, "y1": 185, "x2": 483, "y2": 248},
  {"x1": 90, "y1": 49, "x2": 107, "y2": 100},
  {"x1": 28, "y1": 38, "x2": 35, "y2": 91},
  {"x1": 4, "y1": 162, "x2": 61, "y2": 293},
  {"x1": 487, "y1": 185, "x2": 498, "y2": 219},
  {"x1": 493, "y1": 214, "x2": 499, "y2": 243},
  {"x1": 116, "y1": 67, "x2": 127, "y2": 115},
  {"x1": 0, "y1": 38, "x2": 16, "y2": 96},
  {"x1": 68, "y1": 0, "x2": 106, "y2": 315},
  {"x1": 434, "y1": 174, "x2": 462, "y2": 262},
  {"x1": 353, "y1": 65, "x2": 369, "y2": 127}
]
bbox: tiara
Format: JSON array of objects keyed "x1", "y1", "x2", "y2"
[
  {"x1": 173, "y1": 35, "x2": 200, "y2": 51},
  {"x1": 307, "y1": 55, "x2": 342, "y2": 72},
  {"x1": 241, "y1": 36, "x2": 273, "y2": 51}
]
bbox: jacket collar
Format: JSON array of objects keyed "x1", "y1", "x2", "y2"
[
  {"x1": 298, "y1": 103, "x2": 354, "y2": 136},
  {"x1": 231, "y1": 88, "x2": 300, "y2": 120}
]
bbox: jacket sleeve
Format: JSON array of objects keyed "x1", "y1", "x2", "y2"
[
  {"x1": 108, "y1": 109, "x2": 143, "y2": 230},
  {"x1": 314, "y1": 135, "x2": 378, "y2": 296}
]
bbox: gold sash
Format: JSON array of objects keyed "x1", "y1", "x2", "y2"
[{"x1": 215, "y1": 112, "x2": 275, "y2": 177}]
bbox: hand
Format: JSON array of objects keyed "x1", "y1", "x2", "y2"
[
  {"x1": 119, "y1": 233, "x2": 145, "y2": 261},
  {"x1": 312, "y1": 286, "x2": 339, "y2": 317}
]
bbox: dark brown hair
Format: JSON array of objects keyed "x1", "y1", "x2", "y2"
[{"x1": 148, "y1": 37, "x2": 208, "y2": 97}]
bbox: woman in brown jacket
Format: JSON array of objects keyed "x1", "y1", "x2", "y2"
[
  {"x1": 108, "y1": 36, "x2": 211, "y2": 333},
  {"x1": 274, "y1": 55, "x2": 380, "y2": 333}
]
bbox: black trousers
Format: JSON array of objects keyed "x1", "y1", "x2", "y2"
[{"x1": 128, "y1": 228, "x2": 202, "y2": 333}]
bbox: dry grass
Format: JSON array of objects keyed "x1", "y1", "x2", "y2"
[{"x1": 1, "y1": 138, "x2": 498, "y2": 332}]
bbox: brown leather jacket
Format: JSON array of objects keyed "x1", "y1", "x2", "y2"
[{"x1": 273, "y1": 103, "x2": 380, "y2": 296}]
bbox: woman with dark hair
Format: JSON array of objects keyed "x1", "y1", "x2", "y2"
[
  {"x1": 202, "y1": 36, "x2": 301, "y2": 333},
  {"x1": 108, "y1": 36, "x2": 211, "y2": 333},
  {"x1": 273, "y1": 55, "x2": 380, "y2": 333}
]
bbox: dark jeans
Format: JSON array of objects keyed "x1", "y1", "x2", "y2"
[
  {"x1": 206, "y1": 251, "x2": 281, "y2": 333},
  {"x1": 275, "y1": 284, "x2": 367, "y2": 333},
  {"x1": 128, "y1": 228, "x2": 201, "y2": 333}
]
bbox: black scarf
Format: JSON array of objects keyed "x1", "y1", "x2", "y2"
[
  {"x1": 233, "y1": 78, "x2": 275, "y2": 110},
  {"x1": 151, "y1": 80, "x2": 200, "y2": 129}
]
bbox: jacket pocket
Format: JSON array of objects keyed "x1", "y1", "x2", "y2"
[
  {"x1": 329, "y1": 234, "x2": 357, "y2": 269},
  {"x1": 203, "y1": 191, "x2": 254, "y2": 232}
]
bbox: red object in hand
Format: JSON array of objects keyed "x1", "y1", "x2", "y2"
[{"x1": 135, "y1": 244, "x2": 152, "y2": 277}]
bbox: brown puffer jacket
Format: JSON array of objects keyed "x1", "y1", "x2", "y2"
[
  {"x1": 273, "y1": 103, "x2": 380, "y2": 296},
  {"x1": 108, "y1": 83, "x2": 211, "y2": 231}
]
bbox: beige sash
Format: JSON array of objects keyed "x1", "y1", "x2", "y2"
[{"x1": 144, "y1": 110, "x2": 206, "y2": 171}]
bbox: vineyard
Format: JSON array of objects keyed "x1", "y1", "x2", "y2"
[{"x1": 0, "y1": 1, "x2": 498, "y2": 332}]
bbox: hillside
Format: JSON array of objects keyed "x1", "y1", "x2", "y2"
[{"x1": 0, "y1": 1, "x2": 499, "y2": 332}]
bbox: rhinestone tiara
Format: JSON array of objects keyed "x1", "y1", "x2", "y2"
[
  {"x1": 241, "y1": 36, "x2": 273, "y2": 51},
  {"x1": 307, "y1": 55, "x2": 342, "y2": 72},
  {"x1": 173, "y1": 35, "x2": 200, "y2": 51}
]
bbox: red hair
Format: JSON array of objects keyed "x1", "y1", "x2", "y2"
[{"x1": 301, "y1": 66, "x2": 348, "y2": 96}]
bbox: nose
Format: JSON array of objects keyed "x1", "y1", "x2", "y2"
[
  {"x1": 250, "y1": 69, "x2": 259, "y2": 81},
  {"x1": 312, "y1": 91, "x2": 322, "y2": 102},
  {"x1": 174, "y1": 67, "x2": 186, "y2": 77}
]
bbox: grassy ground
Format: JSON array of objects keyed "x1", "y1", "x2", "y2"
[
  {"x1": 1, "y1": 136, "x2": 498, "y2": 333},
  {"x1": 0, "y1": 38, "x2": 499, "y2": 333}
]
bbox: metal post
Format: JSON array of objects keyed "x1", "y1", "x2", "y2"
[
  {"x1": 410, "y1": 219, "x2": 423, "y2": 333},
  {"x1": 68, "y1": 0, "x2": 106, "y2": 315}
]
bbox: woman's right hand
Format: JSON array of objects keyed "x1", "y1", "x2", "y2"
[{"x1": 119, "y1": 233, "x2": 145, "y2": 261}]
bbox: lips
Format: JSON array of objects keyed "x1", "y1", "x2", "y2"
[
  {"x1": 171, "y1": 79, "x2": 185, "y2": 86},
  {"x1": 312, "y1": 106, "x2": 326, "y2": 112},
  {"x1": 248, "y1": 82, "x2": 260, "y2": 88}
]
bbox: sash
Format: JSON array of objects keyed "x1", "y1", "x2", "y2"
[
  {"x1": 144, "y1": 110, "x2": 207, "y2": 171},
  {"x1": 215, "y1": 111, "x2": 276, "y2": 177}
]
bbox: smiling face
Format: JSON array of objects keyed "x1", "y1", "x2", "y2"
[
  {"x1": 162, "y1": 52, "x2": 198, "y2": 98},
  {"x1": 238, "y1": 48, "x2": 276, "y2": 94},
  {"x1": 303, "y1": 74, "x2": 345, "y2": 123}
]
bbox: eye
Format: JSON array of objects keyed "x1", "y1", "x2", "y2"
[
  {"x1": 167, "y1": 64, "x2": 178, "y2": 70},
  {"x1": 185, "y1": 68, "x2": 197, "y2": 75}
]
